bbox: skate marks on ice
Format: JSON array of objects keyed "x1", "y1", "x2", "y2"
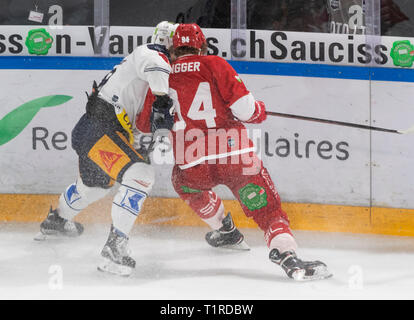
[
  {"x1": 1, "y1": 223, "x2": 414, "y2": 299},
  {"x1": 0, "y1": 224, "x2": 284, "y2": 293},
  {"x1": 0, "y1": 223, "x2": 312, "y2": 299}
]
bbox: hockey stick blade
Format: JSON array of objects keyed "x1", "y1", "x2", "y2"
[
  {"x1": 397, "y1": 125, "x2": 414, "y2": 134},
  {"x1": 97, "y1": 258, "x2": 134, "y2": 277},
  {"x1": 33, "y1": 232, "x2": 65, "y2": 241},
  {"x1": 218, "y1": 239, "x2": 250, "y2": 251}
]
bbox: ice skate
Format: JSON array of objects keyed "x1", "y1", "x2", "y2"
[
  {"x1": 97, "y1": 225, "x2": 136, "y2": 277},
  {"x1": 269, "y1": 249, "x2": 332, "y2": 281},
  {"x1": 205, "y1": 213, "x2": 250, "y2": 251},
  {"x1": 34, "y1": 207, "x2": 84, "y2": 241}
]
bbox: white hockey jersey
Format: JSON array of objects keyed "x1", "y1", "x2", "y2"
[{"x1": 98, "y1": 44, "x2": 171, "y2": 143}]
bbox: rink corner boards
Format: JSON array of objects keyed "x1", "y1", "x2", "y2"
[{"x1": 1, "y1": 193, "x2": 414, "y2": 237}]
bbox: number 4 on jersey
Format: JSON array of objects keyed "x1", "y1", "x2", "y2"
[{"x1": 187, "y1": 82, "x2": 217, "y2": 128}]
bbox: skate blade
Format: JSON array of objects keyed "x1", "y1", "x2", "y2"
[
  {"x1": 33, "y1": 231, "x2": 71, "y2": 241},
  {"x1": 291, "y1": 269, "x2": 306, "y2": 281},
  {"x1": 34, "y1": 232, "x2": 55, "y2": 241},
  {"x1": 294, "y1": 266, "x2": 333, "y2": 282},
  {"x1": 97, "y1": 258, "x2": 134, "y2": 277},
  {"x1": 34, "y1": 232, "x2": 46, "y2": 241},
  {"x1": 218, "y1": 240, "x2": 250, "y2": 251}
]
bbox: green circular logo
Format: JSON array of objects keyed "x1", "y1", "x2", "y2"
[
  {"x1": 390, "y1": 40, "x2": 414, "y2": 68},
  {"x1": 239, "y1": 183, "x2": 268, "y2": 211},
  {"x1": 25, "y1": 28, "x2": 53, "y2": 55}
]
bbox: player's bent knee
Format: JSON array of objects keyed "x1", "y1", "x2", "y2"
[
  {"x1": 121, "y1": 162, "x2": 155, "y2": 194},
  {"x1": 112, "y1": 163, "x2": 154, "y2": 218},
  {"x1": 112, "y1": 184, "x2": 148, "y2": 218}
]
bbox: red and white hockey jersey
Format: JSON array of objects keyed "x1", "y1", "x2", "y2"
[{"x1": 169, "y1": 54, "x2": 258, "y2": 169}]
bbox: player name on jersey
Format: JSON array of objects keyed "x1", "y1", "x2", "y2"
[{"x1": 171, "y1": 61, "x2": 201, "y2": 74}]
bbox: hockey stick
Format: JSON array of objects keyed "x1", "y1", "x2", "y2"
[{"x1": 265, "y1": 111, "x2": 414, "y2": 135}]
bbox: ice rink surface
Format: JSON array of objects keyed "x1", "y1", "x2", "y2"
[{"x1": 1, "y1": 222, "x2": 414, "y2": 300}]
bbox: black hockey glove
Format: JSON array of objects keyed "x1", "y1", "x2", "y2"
[{"x1": 150, "y1": 95, "x2": 175, "y2": 133}]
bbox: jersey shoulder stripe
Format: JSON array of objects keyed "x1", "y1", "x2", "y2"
[
  {"x1": 145, "y1": 44, "x2": 171, "y2": 66},
  {"x1": 146, "y1": 44, "x2": 170, "y2": 59},
  {"x1": 144, "y1": 67, "x2": 170, "y2": 74}
]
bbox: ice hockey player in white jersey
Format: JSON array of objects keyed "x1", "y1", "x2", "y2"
[{"x1": 35, "y1": 21, "x2": 178, "y2": 277}]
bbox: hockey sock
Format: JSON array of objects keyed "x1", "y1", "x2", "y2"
[
  {"x1": 265, "y1": 220, "x2": 298, "y2": 253},
  {"x1": 111, "y1": 187, "x2": 143, "y2": 236},
  {"x1": 58, "y1": 178, "x2": 111, "y2": 221},
  {"x1": 184, "y1": 190, "x2": 225, "y2": 230},
  {"x1": 111, "y1": 162, "x2": 154, "y2": 236},
  {"x1": 201, "y1": 202, "x2": 226, "y2": 230}
]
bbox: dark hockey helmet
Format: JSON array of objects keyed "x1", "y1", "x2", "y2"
[{"x1": 173, "y1": 23, "x2": 206, "y2": 50}]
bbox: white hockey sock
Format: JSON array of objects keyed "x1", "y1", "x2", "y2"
[
  {"x1": 201, "y1": 202, "x2": 226, "y2": 230},
  {"x1": 111, "y1": 185, "x2": 148, "y2": 236},
  {"x1": 58, "y1": 179, "x2": 111, "y2": 221},
  {"x1": 57, "y1": 193, "x2": 80, "y2": 221},
  {"x1": 110, "y1": 162, "x2": 154, "y2": 236},
  {"x1": 111, "y1": 204, "x2": 139, "y2": 237},
  {"x1": 268, "y1": 233, "x2": 298, "y2": 254}
]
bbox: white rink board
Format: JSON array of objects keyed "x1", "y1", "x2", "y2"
[
  {"x1": 0, "y1": 26, "x2": 410, "y2": 68},
  {"x1": 1, "y1": 69, "x2": 414, "y2": 209},
  {"x1": 0, "y1": 69, "x2": 107, "y2": 193},
  {"x1": 242, "y1": 74, "x2": 371, "y2": 206},
  {"x1": 370, "y1": 80, "x2": 414, "y2": 208}
]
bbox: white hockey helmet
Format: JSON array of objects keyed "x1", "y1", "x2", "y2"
[{"x1": 151, "y1": 21, "x2": 179, "y2": 48}]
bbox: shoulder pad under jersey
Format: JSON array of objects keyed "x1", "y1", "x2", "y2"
[
  {"x1": 202, "y1": 54, "x2": 229, "y2": 70},
  {"x1": 147, "y1": 44, "x2": 171, "y2": 61}
]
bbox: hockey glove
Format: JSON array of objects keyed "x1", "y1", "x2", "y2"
[
  {"x1": 150, "y1": 95, "x2": 175, "y2": 133},
  {"x1": 245, "y1": 100, "x2": 267, "y2": 124},
  {"x1": 85, "y1": 81, "x2": 99, "y2": 117}
]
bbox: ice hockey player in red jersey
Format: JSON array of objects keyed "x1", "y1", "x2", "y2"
[{"x1": 168, "y1": 23, "x2": 332, "y2": 281}]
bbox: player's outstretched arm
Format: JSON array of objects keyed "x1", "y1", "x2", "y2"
[{"x1": 208, "y1": 56, "x2": 267, "y2": 124}]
